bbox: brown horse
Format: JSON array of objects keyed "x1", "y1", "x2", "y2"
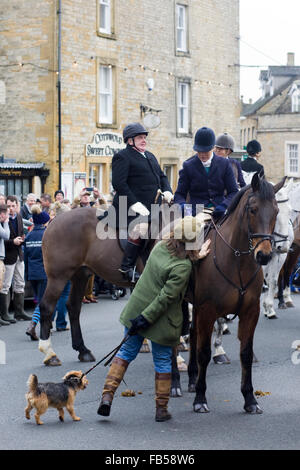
[
  {"x1": 38, "y1": 202, "x2": 179, "y2": 366},
  {"x1": 178, "y1": 174, "x2": 285, "y2": 414}
]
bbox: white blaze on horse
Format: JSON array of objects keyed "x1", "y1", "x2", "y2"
[{"x1": 262, "y1": 178, "x2": 294, "y2": 319}]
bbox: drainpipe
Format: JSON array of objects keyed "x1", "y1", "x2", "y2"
[{"x1": 57, "y1": 0, "x2": 62, "y2": 189}]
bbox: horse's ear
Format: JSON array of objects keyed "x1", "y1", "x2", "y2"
[
  {"x1": 273, "y1": 176, "x2": 287, "y2": 194},
  {"x1": 251, "y1": 172, "x2": 261, "y2": 192},
  {"x1": 285, "y1": 177, "x2": 294, "y2": 193}
]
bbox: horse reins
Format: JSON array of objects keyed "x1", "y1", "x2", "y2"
[{"x1": 80, "y1": 333, "x2": 130, "y2": 381}]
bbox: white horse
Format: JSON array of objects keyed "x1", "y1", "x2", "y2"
[
  {"x1": 278, "y1": 182, "x2": 300, "y2": 308},
  {"x1": 261, "y1": 179, "x2": 294, "y2": 319}
]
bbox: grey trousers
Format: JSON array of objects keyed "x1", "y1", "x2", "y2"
[{"x1": 0, "y1": 258, "x2": 25, "y2": 295}]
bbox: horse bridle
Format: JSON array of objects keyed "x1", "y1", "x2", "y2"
[
  {"x1": 210, "y1": 192, "x2": 276, "y2": 317},
  {"x1": 212, "y1": 192, "x2": 275, "y2": 257}
]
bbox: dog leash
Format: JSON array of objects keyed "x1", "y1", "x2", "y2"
[{"x1": 81, "y1": 332, "x2": 130, "y2": 379}]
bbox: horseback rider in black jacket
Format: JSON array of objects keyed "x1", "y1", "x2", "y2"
[{"x1": 112, "y1": 123, "x2": 173, "y2": 283}]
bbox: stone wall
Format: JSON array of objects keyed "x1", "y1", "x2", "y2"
[{"x1": 0, "y1": 0, "x2": 240, "y2": 197}]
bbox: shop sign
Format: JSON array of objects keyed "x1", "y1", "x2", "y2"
[
  {"x1": 0, "y1": 169, "x2": 22, "y2": 176},
  {"x1": 86, "y1": 132, "x2": 124, "y2": 157}
]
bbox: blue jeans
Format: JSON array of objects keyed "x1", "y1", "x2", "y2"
[
  {"x1": 116, "y1": 327, "x2": 172, "y2": 373},
  {"x1": 52, "y1": 281, "x2": 71, "y2": 329}
]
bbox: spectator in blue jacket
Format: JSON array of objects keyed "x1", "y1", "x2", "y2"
[
  {"x1": 174, "y1": 127, "x2": 239, "y2": 220},
  {"x1": 24, "y1": 205, "x2": 50, "y2": 340}
]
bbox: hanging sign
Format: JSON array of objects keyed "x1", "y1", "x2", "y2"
[{"x1": 86, "y1": 132, "x2": 124, "y2": 157}]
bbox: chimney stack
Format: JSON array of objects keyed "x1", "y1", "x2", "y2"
[{"x1": 287, "y1": 52, "x2": 295, "y2": 66}]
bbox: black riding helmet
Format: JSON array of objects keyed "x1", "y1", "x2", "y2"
[{"x1": 123, "y1": 122, "x2": 148, "y2": 144}]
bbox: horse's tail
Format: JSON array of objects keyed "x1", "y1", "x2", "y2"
[{"x1": 27, "y1": 374, "x2": 38, "y2": 394}]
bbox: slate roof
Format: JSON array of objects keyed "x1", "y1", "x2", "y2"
[{"x1": 242, "y1": 77, "x2": 299, "y2": 117}]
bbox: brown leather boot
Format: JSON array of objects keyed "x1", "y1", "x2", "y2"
[
  {"x1": 26, "y1": 321, "x2": 39, "y2": 341},
  {"x1": 97, "y1": 357, "x2": 129, "y2": 417},
  {"x1": 155, "y1": 372, "x2": 172, "y2": 422}
]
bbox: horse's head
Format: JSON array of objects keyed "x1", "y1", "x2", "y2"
[{"x1": 245, "y1": 173, "x2": 286, "y2": 265}]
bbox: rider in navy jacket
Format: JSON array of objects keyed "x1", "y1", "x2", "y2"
[{"x1": 174, "y1": 152, "x2": 239, "y2": 217}]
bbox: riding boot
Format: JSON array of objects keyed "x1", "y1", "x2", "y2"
[
  {"x1": 97, "y1": 357, "x2": 129, "y2": 417},
  {"x1": 155, "y1": 372, "x2": 172, "y2": 422},
  {"x1": 0, "y1": 292, "x2": 16, "y2": 324},
  {"x1": 0, "y1": 316, "x2": 10, "y2": 326},
  {"x1": 26, "y1": 321, "x2": 39, "y2": 341},
  {"x1": 119, "y1": 241, "x2": 141, "y2": 283},
  {"x1": 13, "y1": 293, "x2": 32, "y2": 321}
]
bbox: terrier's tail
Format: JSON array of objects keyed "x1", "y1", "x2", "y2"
[{"x1": 27, "y1": 374, "x2": 38, "y2": 394}]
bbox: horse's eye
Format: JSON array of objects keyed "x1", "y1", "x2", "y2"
[{"x1": 249, "y1": 207, "x2": 257, "y2": 215}]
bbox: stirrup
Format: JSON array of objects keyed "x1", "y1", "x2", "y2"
[{"x1": 119, "y1": 266, "x2": 140, "y2": 283}]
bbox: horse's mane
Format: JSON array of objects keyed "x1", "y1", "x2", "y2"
[
  {"x1": 226, "y1": 177, "x2": 275, "y2": 217},
  {"x1": 226, "y1": 184, "x2": 250, "y2": 216}
]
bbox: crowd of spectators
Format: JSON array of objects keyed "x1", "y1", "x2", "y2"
[{"x1": 0, "y1": 187, "x2": 107, "y2": 340}]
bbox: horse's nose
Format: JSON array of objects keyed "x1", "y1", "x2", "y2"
[{"x1": 256, "y1": 251, "x2": 272, "y2": 265}]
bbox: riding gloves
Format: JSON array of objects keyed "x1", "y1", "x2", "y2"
[
  {"x1": 129, "y1": 202, "x2": 150, "y2": 217},
  {"x1": 212, "y1": 204, "x2": 227, "y2": 221},
  {"x1": 128, "y1": 314, "x2": 151, "y2": 336}
]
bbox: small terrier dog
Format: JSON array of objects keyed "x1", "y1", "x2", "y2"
[{"x1": 25, "y1": 370, "x2": 88, "y2": 425}]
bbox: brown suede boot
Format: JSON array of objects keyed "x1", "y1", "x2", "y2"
[
  {"x1": 155, "y1": 372, "x2": 172, "y2": 422},
  {"x1": 26, "y1": 321, "x2": 39, "y2": 341},
  {"x1": 97, "y1": 357, "x2": 129, "y2": 417}
]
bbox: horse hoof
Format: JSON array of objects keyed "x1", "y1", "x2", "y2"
[
  {"x1": 267, "y1": 314, "x2": 278, "y2": 319},
  {"x1": 170, "y1": 387, "x2": 182, "y2": 398},
  {"x1": 278, "y1": 303, "x2": 287, "y2": 309},
  {"x1": 44, "y1": 355, "x2": 62, "y2": 366},
  {"x1": 78, "y1": 351, "x2": 96, "y2": 362},
  {"x1": 194, "y1": 403, "x2": 210, "y2": 413},
  {"x1": 244, "y1": 404, "x2": 263, "y2": 414},
  {"x1": 188, "y1": 384, "x2": 196, "y2": 393},
  {"x1": 213, "y1": 354, "x2": 231, "y2": 364},
  {"x1": 285, "y1": 302, "x2": 294, "y2": 308}
]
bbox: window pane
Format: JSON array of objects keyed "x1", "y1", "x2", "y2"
[
  {"x1": 7, "y1": 180, "x2": 14, "y2": 196},
  {"x1": 176, "y1": 4, "x2": 187, "y2": 51},
  {"x1": 178, "y1": 82, "x2": 189, "y2": 133},
  {"x1": 99, "y1": 65, "x2": 113, "y2": 123},
  {"x1": 99, "y1": 0, "x2": 111, "y2": 34},
  {"x1": 288, "y1": 144, "x2": 298, "y2": 173},
  {"x1": 15, "y1": 179, "x2": 22, "y2": 199},
  {"x1": 0, "y1": 180, "x2": 6, "y2": 195},
  {"x1": 23, "y1": 179, "x2": 30, "y2": 199}
]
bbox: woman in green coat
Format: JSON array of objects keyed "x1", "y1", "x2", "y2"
[{"x1": 97, "y1": 216, "x2": 211, "y2": 422}]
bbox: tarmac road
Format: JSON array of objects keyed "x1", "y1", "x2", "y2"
[{"x1": 1, "y1": 291, "x2": 300, "y2": 451}]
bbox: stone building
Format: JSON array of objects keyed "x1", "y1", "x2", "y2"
[
  {"x1": 241, "y1": 53, "x2": 300, "y2": 182},
  {"x1": 0, "y1": 0, "x2": 240, "y2": 201}
]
